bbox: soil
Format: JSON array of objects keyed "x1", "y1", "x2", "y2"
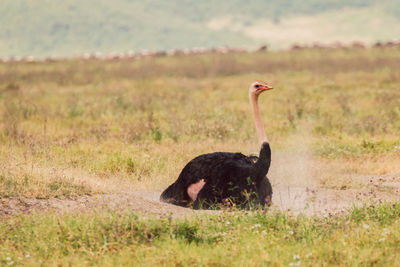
[{"x1": 1, "y1": 174, "x2": 399, "y2": 219}]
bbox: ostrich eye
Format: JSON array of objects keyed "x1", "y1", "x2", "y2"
[{"x1": 255, "y1": 85, "x2": 260, "y2": 88}]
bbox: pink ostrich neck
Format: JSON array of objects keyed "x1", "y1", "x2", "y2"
[{"x1": 249, "y1": 93, "x2": 268, "y2": 145}]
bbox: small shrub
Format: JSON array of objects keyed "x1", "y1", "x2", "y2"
[{"x1": 151, "y1": 126, "x2": 162, "y2": 142}]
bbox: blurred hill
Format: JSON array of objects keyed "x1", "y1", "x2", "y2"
[{"x1": 1, "y1": 0, "x2": 400, "y2": 58}]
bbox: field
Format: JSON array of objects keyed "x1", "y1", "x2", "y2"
[
  {"x1": 3, "y1": 0, "x2": 400, "y2": 57},
  {"x1": 1, "y1": 47, "x2": 400, "y2": 265}
]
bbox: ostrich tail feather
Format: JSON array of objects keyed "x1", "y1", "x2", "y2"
[{"x1": 160, "y1": 182, "x2": 189, "y2": 207}]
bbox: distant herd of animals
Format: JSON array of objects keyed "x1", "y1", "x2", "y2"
[
  {"x1": 1, "y1": 40, "x2": 400, "y2": 63},
  {"x1": 160, "y1": 82, "x2": 274, "y2": 209}
]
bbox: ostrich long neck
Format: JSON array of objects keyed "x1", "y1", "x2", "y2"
[{"x1": 249, "y1": 93, "x2": 268, "y2": 145}]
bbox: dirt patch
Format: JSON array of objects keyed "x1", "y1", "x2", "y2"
[
  {"x1": 1, "y1": 174, "x2": 399, "y2": 219},
  {"x1": 273, "y1": 173, "x2": 400, "y2": 215},
  {"x1": 0, "y1": 192, "x2": 199, "y2": 219}
]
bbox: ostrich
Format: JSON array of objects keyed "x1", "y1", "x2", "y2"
[{"x1": 160, "y1": 82, "x2": 273, "y2": 209}]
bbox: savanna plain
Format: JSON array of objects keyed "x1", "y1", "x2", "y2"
[{"x1": 1, "y1": 48, "x2": 400, "y2": 265}]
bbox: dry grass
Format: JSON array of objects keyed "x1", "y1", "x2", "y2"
[{"x1": 0, "y1": 48, "x2": 399, "y2": 198}]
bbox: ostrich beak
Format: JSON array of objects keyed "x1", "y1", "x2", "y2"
[{"x1": 261, "y1": 84, "x2": 273, "y2": 91}]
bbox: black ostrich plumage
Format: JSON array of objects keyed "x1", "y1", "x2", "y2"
[{"x1": 160, "y1": 142, "x2": 272, "y2": 209}]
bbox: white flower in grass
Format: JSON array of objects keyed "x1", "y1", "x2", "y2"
[
  {"x1": 363, "y1": 224, "x2": 369, "y2": 229},
  {"x1": 226, "y1": 221, "x2": 231, "y2": 225},
  {"x1": 305, "y1": 252, "x2": 312, "y2": 258},
  {"x1": 6, "y1": 257, "x2": 11, "y2": 261},
  {"x1": 288, "y1": 230, "x2": 294, "y2": 235},
  {"x1": 293, "y1": 255, "x2": 300, "y2": 260},
  {"x1": 379, "y1": 238, "x2": 385, "y2": 242},
  {"x1": 383, "y1": 228, "x2": 390, "y2": 234},
  {"x1": 25, "y1": 254, "x2": 30, "y2": 258}
]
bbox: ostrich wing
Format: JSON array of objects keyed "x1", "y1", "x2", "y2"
[{"x1": 160, "y1": 152, "x2": 255, "y2": 206}]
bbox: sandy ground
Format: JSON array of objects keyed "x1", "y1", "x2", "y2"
[{"x1": 1, "y1": 173, "x2": 399, "y2": 219}]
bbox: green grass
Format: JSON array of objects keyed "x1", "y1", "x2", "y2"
[
  {"x1": 1, "y1": 203, "x2": 400, "y2": 266},
  {"x1": 317, "y1": 139, "x2": 400, "y2": 159}
]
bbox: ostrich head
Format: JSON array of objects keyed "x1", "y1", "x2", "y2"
[{"x1": 249, "y1": 81, "x2": 273, "y2": 96}]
